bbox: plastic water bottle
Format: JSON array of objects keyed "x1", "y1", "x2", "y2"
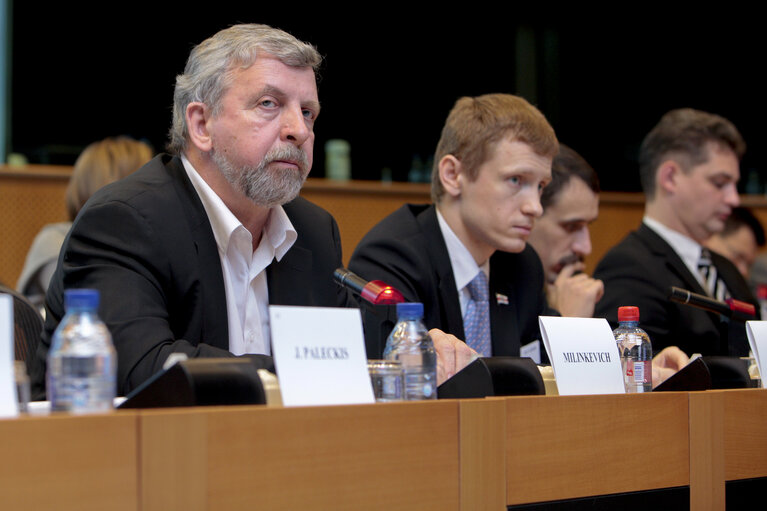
[
  {"x1": 383, "y1": 302, "x2": 437, "y2": 400},
  {"x1": 47, "y1": 289, "x2": 117, "y2": 413},
  {"x1": 613, "y1": 306, "x2": 652, "y2": 393}
]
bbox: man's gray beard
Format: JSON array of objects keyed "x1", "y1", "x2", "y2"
[{"x1": 213, "y1": 145, "x2": 309, "y2": 208}]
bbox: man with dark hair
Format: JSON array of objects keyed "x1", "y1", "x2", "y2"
[
  {"x1": 705, "y1": 206, "x2": 765, "y2": 278},
  {"x1": 594, "y1": 108, "x2": 758, "y2": 357},
  {"x1": 527, "y1": 144, "x2": 603, "y2": 317},
  {"x1": 350, "y1": 93, "x2": 558, "y2": 359}
]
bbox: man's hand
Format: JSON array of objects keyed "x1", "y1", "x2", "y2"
[
  {"x1": 651, "y1": 346, "x2": 690, "y2": 388},
  {"x1": 547, "y1": 264, "x2": 604, "y2": 318},
  {"x1": 429, "y1": 328, "x2": 478, "y2": 385}
]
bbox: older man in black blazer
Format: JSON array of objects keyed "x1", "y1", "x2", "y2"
[
  {"x1": 30, "y1": 24, "x2": 472, "y2": 399},
  {"x1": 594, "y1": 109, "x2": 758, "y2": 357}
]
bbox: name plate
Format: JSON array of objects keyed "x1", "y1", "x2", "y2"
[
  {"x1": 539, "y1": 316, "x2": 624, "y2": 395},
  {"x1": 746, "y1": 321, "x2": 767, "y2": 388},
  {"x1": 1, "y1": 294, "x2": 19, "y2": 417},
  {"x1": 270, "y1": 305, "x2": 375, "y2": 406}
]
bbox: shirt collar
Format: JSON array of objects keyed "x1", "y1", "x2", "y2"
[
  {"x1": 436, "y1": 208, "x2": 489, "y2": 291},
  {"x1": 643, "y1": 215, "x2": 703, "y2": 276},
  {"x1": 181, "y1": 153, "x2": 296, "y2": 260}
]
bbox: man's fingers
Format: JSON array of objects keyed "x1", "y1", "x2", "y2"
[{"x1": 429, "y1": 328, "x2": 478, "y2": 384}]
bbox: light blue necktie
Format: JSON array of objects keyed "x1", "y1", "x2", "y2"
[{"x1": 464, "y1": 271, "x2": 491, "y2": 357}]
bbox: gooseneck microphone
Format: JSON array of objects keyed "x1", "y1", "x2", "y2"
[
  {"x1": 668, "y1": 286, "x2": 756, "y2": 319},
  {"x1": 333, "y1": 268, "x2": 405, "y2": 305}
]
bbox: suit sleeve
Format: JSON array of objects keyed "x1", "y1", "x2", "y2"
[
  {"x1": 593, "y1": 246, "x2": 676, "y2": 353},
  {"x1": 32, "y1": 198, "x2": 260, "y2": 398},
  {"x1": 349, "y1": 231, "x2": 433, "y2": 358}
]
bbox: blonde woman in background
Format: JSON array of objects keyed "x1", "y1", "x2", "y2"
[{"x1": 16, "y1": 136, "x2": 153, "y2": 311}]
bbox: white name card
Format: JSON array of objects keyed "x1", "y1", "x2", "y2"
[
  {"x1": 269, "y1": 306, "x2": 375, "y2": 406},
  {"x1": 539, "y1": 316, "x2": 625, "y2": 395},
  {"x1": 746, "y1": 321, "x2": 767, "y2": 388},
  {"x1": 1, "y1": 294, "x2": 19, "y2": 417}
]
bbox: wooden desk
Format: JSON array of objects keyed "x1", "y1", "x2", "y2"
[
  {"x1": 0, "y1": 411, "x2": 139, "y2": 510},
  {"x1": 139, "y1": 401, "x2": 462, "y2": 511},
  {"x1": 504, "y1": 393, "x2": 690, "y2": 505},
  {"x1": 2, "y1": 390, "x2": 765, "y2": 510}
]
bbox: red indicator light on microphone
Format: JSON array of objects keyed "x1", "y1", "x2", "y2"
[
  {"x1": 726, "y1": 298, "x2": 756, "y2": 317},
  {"x1": 361, "y1": 280, "x2": 405, "y2": 305}
]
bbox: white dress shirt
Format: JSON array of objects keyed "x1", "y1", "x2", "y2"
[
  {"x1": 182, "y1": 154, "x2": 297, "y2": 356},
  {"x1": 436, "y1": 208, "x2": 490, "y2": 317},
  {"x1": 643, "y1": 216, "x2": 708, "y2": 290}
]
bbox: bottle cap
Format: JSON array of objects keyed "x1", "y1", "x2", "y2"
[
  {"x1": 396, "y1": 302, "x2": 424, "y2": 318},
  {"x1": 617, "y1": 306, "x2": 639, "y2": 322},
  {"x1": 64, "y1": 288, "x2": 100, "y2": 310}
]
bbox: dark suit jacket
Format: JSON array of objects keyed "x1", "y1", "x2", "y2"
[
  {"x1": 29, "y1": 154, "x2": 354, "y2": 398},
  {"x1": 593, "y1": 222, "x2": 757, "y2": 357},
  {"x1": 348, "y1": 204, "x2": 548, "y2": 359}
]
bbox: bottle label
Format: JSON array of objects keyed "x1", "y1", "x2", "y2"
[{"x1": 633, "y1": 361, "x2": 644, "y2": 383}]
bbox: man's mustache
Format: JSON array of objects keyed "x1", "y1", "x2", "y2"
[{"x1": 557, "y1": 253, "x2": 584, "y2": 268}]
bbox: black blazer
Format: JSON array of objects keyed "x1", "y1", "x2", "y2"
[
  {"x1": 30, "y1": 154, "x2": 355, "y2": 398},
  {"x1": 349, "y1": 204, "x2": 548, "y2": 359},
  {"x1": 594, "y1": 222, "x2": 757, "y2": 357}
]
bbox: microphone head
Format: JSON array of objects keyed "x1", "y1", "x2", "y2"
[
  {"x1": 726, "y1": 298, "x2": 756, "y2": 318},
  {"x1": 333, "y1": 268, "x2": 405, "y2": 305},
  {"x1": 362, "y1": 280, "x2": 405, "y2": 305}
]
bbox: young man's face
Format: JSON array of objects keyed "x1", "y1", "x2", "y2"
[
  {"x1": 456, "y1": 137, "x2": 552, "y2": 258},
  {"x1": 527, "y1": 177, "x2": 599, "y2": 283}
]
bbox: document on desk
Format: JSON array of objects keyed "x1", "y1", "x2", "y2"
[
  {"x1": 1, "y1": 294, "x2": 20, "y2": 417},
  {"x1": 270, "y1": 305, "x2": 375, "y2": 406},
  {"x1": 745, "y1": 321, "x2": 767, "y2": 388},
  {"x1": 539, "y1": 316, "x2": 625, "y2": 395}
]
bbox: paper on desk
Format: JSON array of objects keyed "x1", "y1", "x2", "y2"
[
  {"x1": 270, "y1": 306, "x2": 375, "y2": 406},
  {"x1": 746, "y1": 321, "x2": 767, "y2": 388},
  {"x1": 0, "y1": 294, "x2": 19, "y2": 417},
  {"x1": 539, "y1": 316, "x2": 625, "y2": 395}
]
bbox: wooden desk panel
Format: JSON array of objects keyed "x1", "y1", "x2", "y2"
[
  {"x1": 0, "y1": 166, "x2": 70, "y2": 286},
  {"x1": 141, "y1": 401, "x2": 460, "y2": 511},
  {"x1": 6, "y1": 163, "x2": 767, "y2": 285},
  {"x1": 504, "y1": 393, "x2": 690, "y2": 505},
  {"x1": 459, "y1": 398, "x2": 506, "y2": 510},
  {"x1": 721, "y1": 388, "x2": 767, "y2": 481},
  {"x1": 0, "y1": 411, "x2": 139, "y2": 511},
  {"x1": 689, "y1": 391, "x2": 725, "y2": 510}
]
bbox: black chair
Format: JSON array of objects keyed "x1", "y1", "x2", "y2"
[{"x1": 0, "y1": 284, "x2": 44, "y2": 365}]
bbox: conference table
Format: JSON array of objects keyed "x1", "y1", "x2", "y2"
[{"x1": 1, "y1": 389, "x2": 765, "y2": 510}]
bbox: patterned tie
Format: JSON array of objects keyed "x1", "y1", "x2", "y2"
[
  {"x1": 698, "y1": 248, "x2": 730, "y2": 302},
  {"x1": 464, "y1": 271, "x2": 492, "y2": 357}
]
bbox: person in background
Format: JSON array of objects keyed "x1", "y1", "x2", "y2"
[
  {"x1": 526, "y1": 144, "x2": 603, "y2": 318},
  {"x1": 704, "y1": 206, "x2": 765, "y2": 279},
  {"x1": 527, "y1": 144, "x2": 688, "y2": 386},
  {"x1": 594, "y1": 108, "x2": 758, "y2": 358},
  {"x1": 16, "y1": 136, "x2": 153, "y2": 312}
]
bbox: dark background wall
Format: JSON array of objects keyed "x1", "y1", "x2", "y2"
[{"x1": 8, "y1": 5, "x2": 766, "y2": 192}]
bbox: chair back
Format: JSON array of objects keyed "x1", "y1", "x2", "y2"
[{"x1": 0, "y1": 284, "x2": 44, "y2": 365}]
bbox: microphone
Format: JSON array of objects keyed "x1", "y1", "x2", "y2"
[
  {"x1": 333, "y1": 268, "x2": 405, "y2": 305},
  {"x1": 668, "y1": 286, "x2": 756, "y2": 319}
]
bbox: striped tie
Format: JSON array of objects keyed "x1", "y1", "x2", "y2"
[
  {"x1": 464, "y1": 271, "x2": 491, "y2": 357},
  {"x1": 698, "y1": 248, "x2": 730, "y2": 302}
]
